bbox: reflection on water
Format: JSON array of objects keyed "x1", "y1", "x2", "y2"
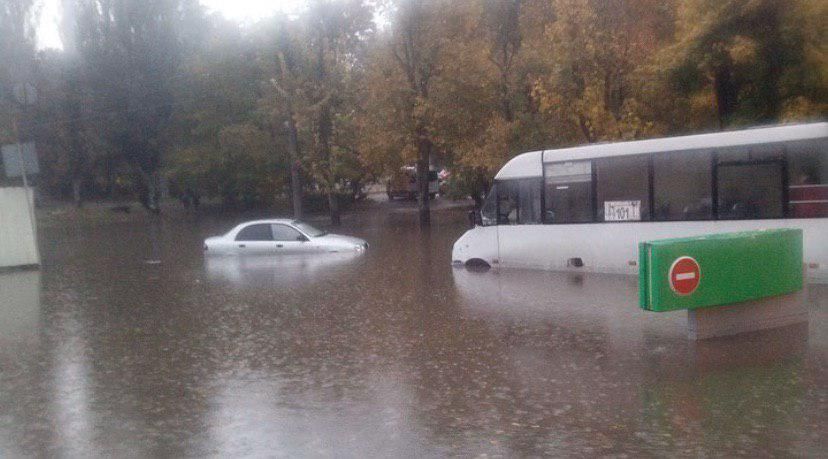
[
  {"x1": 0, "y1": 271, "x2": 40, "y2": 347},
  {"x1": 0, "y1": 208, "x2": 825, "y2": 456},
  {"x1": 205, "y1": 251, "x2": 363, "y2": 288},
  {"x1": 452, "y1": 266, "x2": 821, "y2": 456},
  {"x1": 0, "y1": 271, "x2": 41, "y2": 456}
]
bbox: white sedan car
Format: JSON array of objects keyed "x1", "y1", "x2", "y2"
[{"x1": 204, "y1": 219, "x2": 368, "y2": 255}]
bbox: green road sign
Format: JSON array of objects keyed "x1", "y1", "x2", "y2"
[{"x1": 639, "y1": 229, "x2": 803, "y2": 312}]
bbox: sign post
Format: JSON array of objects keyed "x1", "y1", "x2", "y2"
[
  {"x1": 11, "y1": 82, "x2": 39, "y2": 264},
  {"x1": 12, "y1": 120, "x2": 30, "y2": 190},
  {"x1": 639, "y1": 229, "x2": 806, "y2": 339}
]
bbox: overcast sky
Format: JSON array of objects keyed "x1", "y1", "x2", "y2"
[{"x1": 36, "y1": 0, "x2": 307, "y2": 50}]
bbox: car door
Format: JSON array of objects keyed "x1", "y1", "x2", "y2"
[
  {"x1": 271, "y1": 224, "x2": 314, "y2": 254},
  {"x1": 234, "y1": 223, "x2": 276, "y2": 254}
]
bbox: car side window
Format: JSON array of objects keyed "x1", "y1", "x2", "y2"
[
  {"x1": 235, "y1": 224, "x2": 274, "y2": 241},
  {"x1": 272, "y1": 224, "x2": 304, "y2": 241}
]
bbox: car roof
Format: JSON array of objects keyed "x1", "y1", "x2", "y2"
[{"x1": 237, "y1": 219, "x2": 295, "y2": 226}]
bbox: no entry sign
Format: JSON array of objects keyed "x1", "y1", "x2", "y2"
[{"x1": 669, "y1": 256, "x2": 700, "y2": 296}]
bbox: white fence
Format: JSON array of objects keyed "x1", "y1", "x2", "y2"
[{"x1": 0, "y1": 187, "x2": 39, "y2": 268}]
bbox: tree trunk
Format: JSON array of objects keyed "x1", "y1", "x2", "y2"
[
  {"x1": 105, "y1": 156, "x2": 115, "y2": 198},
  {"x1": 417, "y1": 134, "x2": 431, "y2": 227},
  {"x1": 350, "y1": 179, "x2": 362, "y2": 202},
  {"x1": 148, "y1": 170, "x2": 162, "y2": 214},
  {"x1": 72, "y1": 177, "x2": 83, "y2": 208},
  {"x1": 328, "y1": 192, "x2": 341, "y2": 226},
  {"x1": 317, "y1": 97, "x2": 338, "y2": 226},
  {"x1": 755, "y1": 3, "x2": 783, "y2": 122},
  {"x1": 713, "y1": 61, "x2": 737, "y2": 130},
  {"x1": 315, "y1": 31, "x2": 339, "y2": 227},
  {"x1": 577, "y1": 114, "x2": 596, "y2": 143},
  {"x1": 138, "y1": 169, "x2": 161, "y2": 214},
  {"x1": 494, "y1": 0, "x2": 520, "y2": 122},
  {"x1": 285, "y1": 117, "x2": 303, "y2": 220}
]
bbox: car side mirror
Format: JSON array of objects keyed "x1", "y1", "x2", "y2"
[{"x1": 297, "y1": 234, "x2": 309, "y2": 242}]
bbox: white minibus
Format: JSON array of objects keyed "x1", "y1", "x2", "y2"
[{"x1": 452, "y1": 122, "x2": 828, "y2": 282}]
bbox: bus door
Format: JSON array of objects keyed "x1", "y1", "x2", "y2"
[
  {"x1": 495, "y1": 178, "x2": 544, "y2": 268},
  {"x1": 458, "y1": 185, "x2": 501, "y2": 266}
]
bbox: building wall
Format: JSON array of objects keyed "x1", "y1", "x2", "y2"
[{"x1": 0, "y1": 187, "x2": 39, "y2": 268}]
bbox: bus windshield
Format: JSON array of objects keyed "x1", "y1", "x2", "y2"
[{"x1": 481, "y1": 185, "x2": 497, "y2": 226}]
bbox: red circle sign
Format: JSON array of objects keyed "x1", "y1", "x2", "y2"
[{"x1": 669, "y1": 256, "x2": 701, "y2": 296}]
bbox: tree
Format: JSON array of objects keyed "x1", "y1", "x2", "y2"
[
  {"x1": 669, "y1": 0, "x2": 827, "y2": 128},
  {"x1": 71, "y1": 0, "x2": 199, "y2": 212},
  {"x1": 427, "y1": 0, "x2": 551, "y2": 208},
  {"x1": 487, "y1": 0, "x2": 522, "y2": 123},
  {"x1": 303, "y1": 0, "x2": 373, "y2": 225},
  {"x1": 261, "y1": 15, "x2": 306, "y2": 219},
  {"x1": 257, "y1": 3, "x2": 373, "y2": 225},
  {"x1": 528, "y1": 0, "x2": 675, "y2": 146},
  {"x1": 11, "y1": 0, "x2": 826, "y2": 215},
  {"x1": 779, "y1": 0, "x2": 828, "y2": 120},
  {"x1": 164, "y1": 13, "x2": 289, "y2": 208},
  {"x1": 54, "y1": 0, "x2": 91, "y2": 206},
  {"x1": 0, "y1": 0, "x2": 37, "y2": 91},
  {"x1": 0, "y1": 0, "x2": 37, "y2": 154},
  {"x1": 426, "y1": 0, "x2": 500, "y2": 208},
  {"x1": 387, "y1": 0, "x2": 444, "y2": 226}
]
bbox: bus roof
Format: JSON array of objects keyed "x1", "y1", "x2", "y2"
[{"x1": 495, "y1": 122, "x2": 827, "y2": 180}]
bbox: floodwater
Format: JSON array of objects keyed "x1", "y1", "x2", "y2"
[{"x1": 1, "y1": 204, "x2": 826, "y2": 457}]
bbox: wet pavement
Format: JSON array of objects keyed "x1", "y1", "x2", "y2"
[{"x1": 1, "y1": 204, "x2": 826, "y2": 457}]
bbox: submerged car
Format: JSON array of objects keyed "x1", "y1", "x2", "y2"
[{"x1": 204, "y1": 219, "x2": 368, "y2": 255}]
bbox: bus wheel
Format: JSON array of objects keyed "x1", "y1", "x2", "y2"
[{"x1": 465, "y1": 258, "x2": 491, "y2": 271}]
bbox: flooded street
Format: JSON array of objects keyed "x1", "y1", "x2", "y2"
[{"x1": 1, "y1": 205, "x2": 826, "y2": 457}]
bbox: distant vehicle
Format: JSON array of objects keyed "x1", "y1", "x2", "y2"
[
  {"x1": 438, "y1": 168, "x2": 450, "y2": 195},
  {"x1": 386, "y1": 166, "x2": 439, "y2": 200},
  {"x1": 453, "y1": 122, "x2": 828, "y2": 282},
  {"x1": 204, "y1": 220, "x2": 368, "y2": 255}
]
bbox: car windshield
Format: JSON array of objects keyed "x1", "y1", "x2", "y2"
[{"x1": 292, "y1": 221, "x2": 327, "y2": 237}]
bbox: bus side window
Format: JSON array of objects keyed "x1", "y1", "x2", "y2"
[
  {"x1": 653, "y1": 150, "x2": 712, "y2": 221},
  {"x1": 544, "y1": 161, "x2": 593, "y2": 223},
  {"x1": 595, "y1": 155, "x2": 650, "y2": 222},
  {"x1": 497, "y1": 181, "x2": 519, "y2": 224},
  {"x1": 517, "y1": 178, "x2": 542, "y2": 224},
  {"x1": 787, "y1": 139, "x2": 828, "y2": 218},
  {"x1": 494, "y1": 179, "x2": 542, "y2": 225},
  {"x1": 717, "y1": 151, "x2": 784, "y2": 220}
]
